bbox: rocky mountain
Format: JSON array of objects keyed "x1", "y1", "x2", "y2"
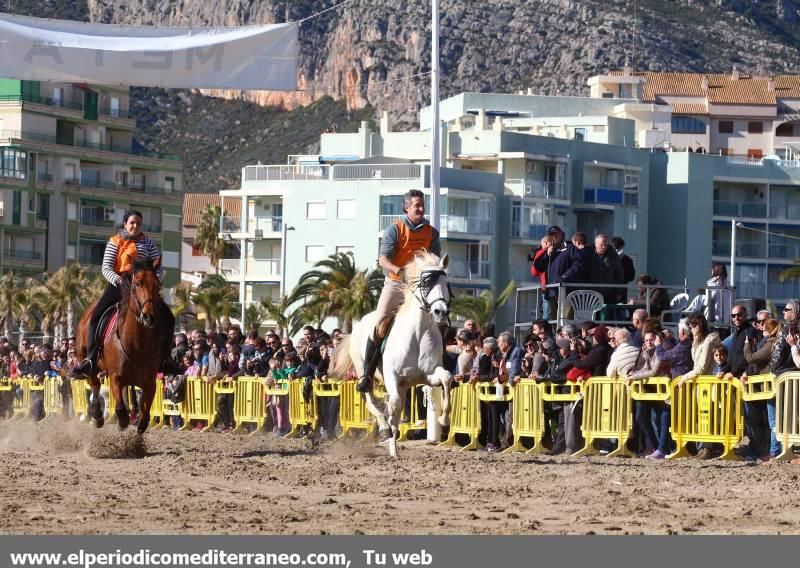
[{"x1": 4, "y1": 0, "x2": 800, "y2": 190}]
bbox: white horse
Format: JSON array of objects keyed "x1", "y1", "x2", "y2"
[{"x1": 335, "y1": 252, "x2": 453, "y2": 457}]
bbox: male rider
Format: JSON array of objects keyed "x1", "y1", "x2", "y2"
[{"x1": 356, "y1": 189, "x2": 441, "y2": 393}]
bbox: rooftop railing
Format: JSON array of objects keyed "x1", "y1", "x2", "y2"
[
  {"x1": 0, "y1": 93, "x2": 83, "y2": 112},
  {"x1": 65, "y1": 177, "x2": 177, "y2": 196},
  {"x1": 242, "y1": 163, "x2": 422, "y2": 183},
  {"x1": 0, "y1": 130, "x2": 180, "y2": 161}
]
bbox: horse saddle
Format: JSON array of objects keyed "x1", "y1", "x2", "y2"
[{"x1": 97, "y1": 305, "x2": 120, "y2": 345}]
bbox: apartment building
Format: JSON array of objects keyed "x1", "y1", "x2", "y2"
[
  {"x1": 181, "y1": 194, "x2": 240, "y2": 286},
  {"x1": 219, "y1": 157, "x2": 505, "y2": 317},
  {"x1": 0, "y1": 79, "x2": 183, "y2": 286},
  {"x1": 589, "y1": 69, "x2": 800, "y2": 158}
]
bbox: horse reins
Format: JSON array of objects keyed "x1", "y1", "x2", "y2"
[{"x1": 409, "y1": 269, "x2": 453, "y2": 319}]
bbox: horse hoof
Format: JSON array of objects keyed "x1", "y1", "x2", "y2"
[
  {"x1": 94, "y1": 417, "x2": 104, "y2": 428},
  {"x1": 137, "y1": 423, "x2": 148, "y2": 435}
]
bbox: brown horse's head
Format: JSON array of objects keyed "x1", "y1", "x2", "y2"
[{"x1": 121, "y1": 259, "x2": 162, "y2": 328}]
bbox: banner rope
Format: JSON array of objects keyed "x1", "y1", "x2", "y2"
[{"x1": 296, "y1": 0, "x2": 357, "y2": 25}]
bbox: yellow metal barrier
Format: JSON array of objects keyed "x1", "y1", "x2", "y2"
[
  {"x1": 0, "y1": 376, "x2": 13, "y2": 419},
  {"x1": 43, "y1": 377, "x2": 63, "y2": 419},
  {"x1": 285, "y1": 379, "x2": 316, "y2": 438},
  {"x1": 741, "y1": 374, "x2": 776, "y2": 402},
  {"x1": 180, "y1": 376, "x2": 216, "y2": 432},
  {"x1": 440, "y1": 382, "x2": 482, "y2": 451},
  {"x1": 337, "y1": 380, "x2": 375, "y2": 439},
  {"x1": 503, "y1": 380, "x2": 546, "y2": 454},
  {"x1": 573, "y1": 377, "x2": 633, "y2": 458},
  {"x1": 70, "y1": 379, "x2": 91, "y2": 421},
  {"x1": 313, "y1": 379, "x2": 341, "y2": 432},
  {"x1": 148, "y1": 379, "x2": 165, "y2": 428},
  {"x1": 774, "y1": 372, "x2": 800, "y2": 461},
  {"x1": 629, "y1": 377, "x2": 672, "y2": 402},
  {"x1": 668, "y1": 375, "x2": 743, "y2": 461},
  {"x1": 540, "y1": 381, "x2": 583, "y2": 403},
  {"x1": 373, "y1": 381, "x2": 387, "y2": 401},
  {"x1": 12, "y1": 378, "x2": 30, "y2": 419},
  {"x1": 160, "y1": 397, "x2": 185, "y2": 429},
  {"x1": 232, "y1": 376, "x2": 268, "y2": 435},
  {"x1": 399, "y1": 386, "x2": 427, "y2": 442}
]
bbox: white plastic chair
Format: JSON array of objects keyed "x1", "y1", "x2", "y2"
[
  {"x1": 660, "y1": 292, "x2": 690, "y2": 324},
  {"x1": 563, "y1": 290, "x2": 605, "y2": 323}
]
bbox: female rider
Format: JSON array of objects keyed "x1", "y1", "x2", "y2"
[{"x1": 71, "y1": 210, "x2": 176, "y2": 377}]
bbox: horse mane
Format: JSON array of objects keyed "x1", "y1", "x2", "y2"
[
  {"x1": 133, "y1": 258, "x2": 156, "y2": 273},
  {"x1": 396, "y1": 250, "x2": 442, "y2": 317}
]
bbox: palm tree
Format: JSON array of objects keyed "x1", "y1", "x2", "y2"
[
  {"x1": 13, "y1": 278, "x2": 44, "y2": 344},
  {"x1": 295, "y1": 252, "x2": 383, "y2": 332},
  {"x1": 0, "y1": 271, "x2": 23, "y2": 340},
  {"x1": 194, "y1": 205, "x2": 225, "y2": 274},
  {"x1": 245, "y1": 303, "x2": 267, "y2": 332},
  {"x1": 450, "y1": 280, "x2": 517, "y2": 330},
  {"x1": 260, "y1": 291, "x2": 305, "y2": 338},
  {"x1": 172, "y1": 281, "x2": 194, "y2": 332},
  {"x1": 40, "y1": 263, "x2": 90, "y2": 342},
  {"x1": 193, "y1": 274, "x2": 237, "y2": 333},
  {"x1": 780, "y1": 263, "x2": 800, "y2": 285}
]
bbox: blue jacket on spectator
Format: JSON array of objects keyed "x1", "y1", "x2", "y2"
[
  {"x1": 501, "y1": 343, "x2": 524, "y2": 379},
  {"x1": 532, "y1": 241, "x2": 584, "y2": 299},
  {"x1": 656, "y1": 338, "x2": 693, "y2": 379}
]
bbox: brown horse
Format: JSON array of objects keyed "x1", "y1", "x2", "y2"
[{"x1": 76, "y1": 260, "x2": 166, "y2": 434}]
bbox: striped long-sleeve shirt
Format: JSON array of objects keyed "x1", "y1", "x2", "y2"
[{"x1": 101, "y1": 236, "x2": 166, "y2": 285}]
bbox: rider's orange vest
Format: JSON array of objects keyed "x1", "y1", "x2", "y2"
[
  {"x1": 389, "y1": 220, "x2": 434, "y2": 281},
  {"x1": 110, "y1": 234, "x2": 141, "y2": 274}
]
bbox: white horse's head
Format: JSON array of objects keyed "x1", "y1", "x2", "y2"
[{"x1": 412, "y1": 252, "x2": 451, "y2": 327}]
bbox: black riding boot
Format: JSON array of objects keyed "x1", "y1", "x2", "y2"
[
  {"x1": 71, "y1": 334, "x2": 99, "y2": 378},
  {"x1": 356, "y1": 337, "x2": 381, "y2": 393}
]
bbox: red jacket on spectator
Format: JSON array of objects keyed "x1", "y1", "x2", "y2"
[{"x1": 530, "y1": 248, "x2": 547, "y2": 287}]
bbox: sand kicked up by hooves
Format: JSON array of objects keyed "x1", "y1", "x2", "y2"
[{"x1": 87, "y1": 429, "x2": 147, "y2": 459}]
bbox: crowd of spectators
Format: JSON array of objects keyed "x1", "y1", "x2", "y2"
[
  {"x1": 529, "y1": 226, "x2": 732, "y2": 323},
  {"x1": 443, "y1": 302, "x2": 799, "y2": 463}
]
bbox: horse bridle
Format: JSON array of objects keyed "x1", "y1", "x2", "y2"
[
  {"x1": 122, "y1": 277, "x2": 158, "y2": 327},
  {"x1": 411, "y1": 269, "x2": 453, "y2": 315}
]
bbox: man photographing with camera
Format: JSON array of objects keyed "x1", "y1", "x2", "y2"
[{"x1": 531, "y1": 225, "x2": 584, "y2": 320}]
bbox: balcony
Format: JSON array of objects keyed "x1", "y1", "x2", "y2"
[
  {"x1": 379, "y1": 215, "x2": 404, "y2": 232},
  {"x1": 510, "y1": 222, "x2": 549, "y2": 241},
  {"x1": 506, "y1": 179, "x2": 567, "y2": 200},
  {"x1": 80, "y1": 211, "x2": 114, "y2": 228},
  {"x1": 97, "y1": 104, "x2": 135, "y2": 120},
  {"x1": 712, "y1": 241, "x2": 765, "y2": 258},
  {"x1": 769, "y1": 243, "x2": 800, "y2": 260},
  {"x1": 219, "y1": 258, "x2": 282, "y2": 280},
  {"x1": 0, "y1": 93, "x2": 83, "y2": 112},
  {"x1": 221, "y1": 216, "x2": 283, "y2": 237},
  {"x1": 713, "y1": 200, "x2": 767, "y2": 218},
  {"x1": 0, "y1": 130, "x2": 180, "y2": 162},
  {"x1": 242, "y1": 163, "x2": 422, "y2": 183},
  {"x1": 4, "y1": 249, "x2": 42, "y2": 260},
  {"x1": 449, "y1": 260, "x2": 490, "y2": 280},
  {"x1": 65, "y1": 178, "x2": 176, "y2": 196},
  {"x1": 583, "y1": 187, "x2": 623, "y2": 205},
  {"x1": 439, "y1": 215, "x2": 492, "y2": 235},
  {"x1": 36, "y1": 173, "x2": 53, "y2": 184},
  {"x1": 770, "y1": 203, "x2": 800, "y2": 221}
]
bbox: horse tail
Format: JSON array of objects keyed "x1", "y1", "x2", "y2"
[{"x1": 331, "y1": 335, "x2": 355, "y2": 379}]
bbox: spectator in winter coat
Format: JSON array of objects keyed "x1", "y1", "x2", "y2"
[
  {"x1": 606, "y1": 328, "x2": 640, "y2": 379},
  {"x1": 572, "y1": 325, "x2": 613, "y2": 376},
  {"x1": 532, "y1": 225, "x2": 584, "y2": 317},
  {"x1": 590, "y1": 234, "x2": 625, "y2": 304},
  {"x1": 726, "y1": 305, "x2": 759, "y2": 378},
  {"x1": 626, "y1": 332, "x2": 669, "y2": 460},
  {"x1": 611, "y1": 236, "x2": 636, "y2": 285},
  {"x1": 634, "y1": 274, "x2": 670, "y2": 318},
  {"x1": 655, "y1": 322, "x2": 693, "y2": 379},
  {"x1": 770, "y1": 299, "x2": 800, "y2": 374}
]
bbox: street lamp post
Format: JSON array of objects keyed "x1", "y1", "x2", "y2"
[
  {"x1": 280, "y1": 223, "x2": 295, "y2": 299},
  {"x1": 731, "y1": 218, "x2": 737, "y2": 287}
]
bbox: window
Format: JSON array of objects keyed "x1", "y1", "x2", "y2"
[
  {"x1": 718, "y1": 121, "x2": 733, "y2": 134},
  {"x1": 602, "y1": 92, "x2": 614, "y2": 99},
  {"x1": 337, "y1": 199, "x2": 356, "y2": 220},
  {"x1": 164, "y1": 177, "x2": 175, "y2": 193},
  {"x1": 305, "y1": 245, "x2": 325, "y2": 263},
  {"x1": 628, "y1": 211, "x2": 638, "y2": 231},
  {"x1": 748, "y1": 121, "x2": 763, "y2": 134},
  {"x1": 624, "y1": 173, "x2": 639, "y2": 206},
  {"x1": 110, "y1": 97, "x2": 120, "y2": 118},
  {"x1": 776, "y1": 123, "x2": 794, "y2": 137},
  {"x1": 747, "y1": 149, "x2": 764, "y2": 159},
  {"x1": 27, "y1": 196, "x2": 35, "y2": 213},
  {"x1": 574, "y1": 128, "x2": 586, "y2": 141},
  {"x1": 191, "y1": 243, "x2": 203, "y2": 257},
  {"x1": 37, "y1": 195, "x2": 49, "y2": 221},
  {"x1": 162, "y1": 251, "x2": 179, "y2": 269},
  {"x1": 671, "y1": 116, "x2": 706, "y2": 134},
  {"x1": 0, "y1": 149, "x2": 27, "y2": 180},
  {"x1": 336, "y1": 245, "x2": 354, "y2": 256},
  {"x1": 52, "y1": 87, "x2": 62, "y2": 106},
  {"x1": 163, "y1": 214, "x2": 180, "y2": 233},
  {"x1": 306, "y1": 201, "x2": 326, "y2": 220},
  {"x1": 592, "y1": 124, "x2": 606, "y2": 133}
]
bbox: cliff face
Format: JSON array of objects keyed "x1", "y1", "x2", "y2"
[
  {"x1": 4, "y1": 0, "x2": 800, "y2": 190},
  {"x1": 77, "y1": 0, "x2": 800, "y2": 124}
]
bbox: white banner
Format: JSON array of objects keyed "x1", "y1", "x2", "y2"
[{"x1": 0, "y1": 13, "x2": 298, "y2": 90}]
